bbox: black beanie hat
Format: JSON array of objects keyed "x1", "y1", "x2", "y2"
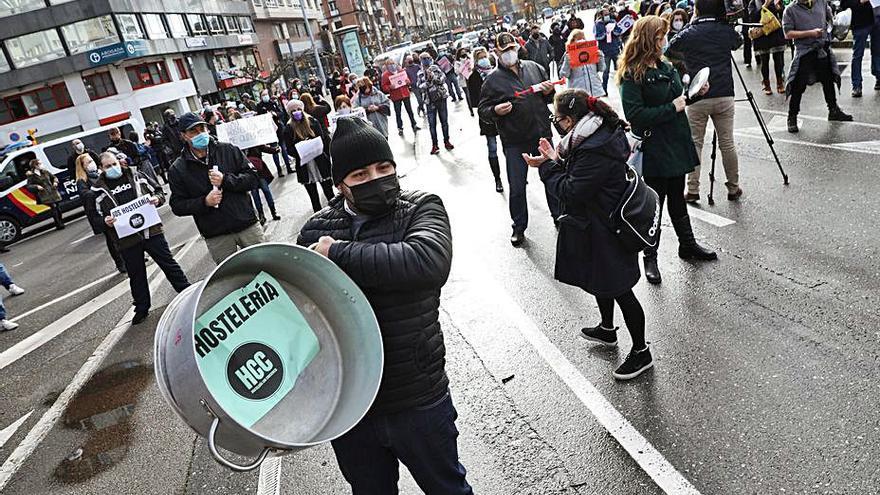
[{"x1": 330, "y1": 117, "x2": 395, "y2": 184}]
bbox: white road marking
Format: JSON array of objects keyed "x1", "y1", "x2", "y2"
[
  {"x1": 69, "y1": 233, "x2": 96, "y2": 245},
  {"x1": 14, "y1": 216, "x2": 86, "y2": 245},
  {"x1": 11, "y1": 263, "x2": 22, "y2": 268},
  {"x1": 0, "y1": 238, "x2": 198, "y2": 491},
  {"x1": 735, "y1": 129, "x2": 880, "y2": 155},
  {"x1": 256, "y1": 456, "x2": 283, "y2": 495},
  {"x1": 10, "y1": 271, "x2": 120, "y2": 323},
  {"x1": 738, "y1": 105, "x2": 880, "y2": 130},
  {"x1": 471, "y1": 268, "x2": 702, "y2": 495},
  {"x1": 0, "y1": 411, "x2": 32, "y2": 450},
  {"x1": 686, "y1": 205, "x2": 736, "y2": 227}
]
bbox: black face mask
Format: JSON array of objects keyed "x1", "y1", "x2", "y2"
[
  {"x1": 553, "y1": 119, "x2": 569, "y2": 136},
  {"x1": 346, "y1": 174, "x2": 400, "y2": 216}
]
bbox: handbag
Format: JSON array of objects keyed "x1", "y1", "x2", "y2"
[
  {"x1": 749, "y1": 26, "x2": 765, "y2": 40},
  {"x1": 760, "y1": 6, "x2": 782, "y2": 35},
  {"x1": 625, "y1": 131, "x2": 644, "y2": 176}
]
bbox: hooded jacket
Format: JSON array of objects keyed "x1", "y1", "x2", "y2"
[{"x1": 168, "y1": 140, "x2": 259, "y2": 238}]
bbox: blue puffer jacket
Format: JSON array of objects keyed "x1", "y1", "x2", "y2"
[{"x1": 560, "y1": 51, "x2": 607, "y2": 97}]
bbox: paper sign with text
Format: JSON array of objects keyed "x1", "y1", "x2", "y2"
[
  {"x1": 295, "y1": 137, "x2": 324, "y2": 165},
  {"x1": 389, "y1": 71, "x2": 409, "y2": 89},
  {"x1": 110, "y1": 195, "x2": 160, "y2": 238},
  {"x1": 328, "y1": 107, "x2": 368, "y2": 133},
  {"x1": 216, "y1": 113, "x2": 278, "y2": 150},
  {"x1": 567, "y1": 40, "x2": 600, "y2": 68}
]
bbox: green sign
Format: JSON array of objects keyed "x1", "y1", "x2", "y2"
[{"x1": 194, "y1": 272, "x2": 320, "y2": 428}]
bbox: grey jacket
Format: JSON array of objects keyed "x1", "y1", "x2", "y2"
[
  {"x1": 525, "y1": 36, "x2": 554, "y2": 72},
  {"x1": 560, "y1": 51, "x2": 607, "y2": 97},
  {"x1": 354, "y1": 90, "x2": 392, "y2": 138}
]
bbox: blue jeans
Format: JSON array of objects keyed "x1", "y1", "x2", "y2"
[
  {"x1": 272, "y1": 140, "x2": 293, "y2": 174},
  {"x1": 331, "y1": 393, "x2": 473, "y2": 495},
  {"x1": 601, "y1": 49, "x2": 618, "y2": 93},
  {"x1": 250, "y1": 178, "x2": 275, "y2": 215},
  {"x1": 445, "y1": 73, "x2": 463, "y2": 101},
  {"x1": 485, "y1": 135, "x2": 498, "y2": 159},
  {"x1": 426, "y1": 100, "x2": 449, "y2": 146},
  {"x1": 851, "y1": 22, "x2": 880, "y2": 90},
  {"x1": 0, "y1": 263, "x2": 13, "y2": 289},
  {"x1": 503, "y1": 143, "x2": 561, "y2": 232}
]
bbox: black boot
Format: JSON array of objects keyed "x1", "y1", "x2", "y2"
[
  {"x1": 270, "y1": 207, "x2": 281, "y2": 221},
  {"x1": 489, "y1": 156, "x2": 503, "y2": 192},
  {"x1": 828, "y1": 106, "x2": 853, "y2": 122},
  {"x1": 258, "y1": 213, "x2": 266, "y2": 226},
  {"x1": 643, "y1": 241, "x2": 661, "y2": 284},
  {"x1": 672, "y1": 214, "x2": 717, "y2": 261},
  {"x1": 787, "y1": 113, "x2": 799, "y2": 133}
]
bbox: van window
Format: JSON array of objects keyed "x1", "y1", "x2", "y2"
[
  {"x1": 0, "y1": 151, "x2": 36, "y2": 191},
  {"x1": 43, "y1": 124, "x2": 133, "y2": 174}
]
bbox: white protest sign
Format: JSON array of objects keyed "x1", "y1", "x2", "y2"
[
  {"x1": 327, "y1": 107, "x2": 368, "y2": 133},
  {"x1": 216, "y1": 113, "x2": 278, "y2": 150},
  {"x1": 111, "y1": 195, "x2": 161, "y2": 238},
  {"x1": 617, "y1": 14, "x2": 634, "y2": 34},
  {"x1": 295, "y1": 137, "x2": 324, "y2": 165},
  {"x1": 389, "y1": 71, "x2": 409, "y2": 89}
]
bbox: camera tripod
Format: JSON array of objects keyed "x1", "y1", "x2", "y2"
[{"x1": 705, "y1": 52, "x2": 789, "y2": 205}]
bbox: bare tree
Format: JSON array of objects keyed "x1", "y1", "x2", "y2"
[{"x1": 231, "y1": 58, "x2": 299, "y2": 90}]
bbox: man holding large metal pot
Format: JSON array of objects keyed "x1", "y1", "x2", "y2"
[{"x1": 297, "y1": 117, "x2": 473, "y2": 495}]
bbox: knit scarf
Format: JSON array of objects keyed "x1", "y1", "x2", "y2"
[{"x1": 556, "y1": 113, "x2": 604, "y2": 160}]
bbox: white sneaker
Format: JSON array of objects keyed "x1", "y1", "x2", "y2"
[
  {"x1": 7, "y1": 284, "x2": 24, "y2": 296},
  {"x1": 1, "y1": 319, "x2": 19, "y2": 331}
]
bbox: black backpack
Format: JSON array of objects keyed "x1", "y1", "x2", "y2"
[{"x1": 591, "y1": 164, "x2": 661, "y2": 253}]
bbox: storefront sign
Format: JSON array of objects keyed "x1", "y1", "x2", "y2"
[
  {"x1": 185, "y1": 37, "x2": 208, "y2": 48},
  {"x1": 87, "y1": 40, "x2": 146, "y2": 67},
  {"x1": 216, "y1": 113, "x2": 278, "y2": 149},
  {"x1": 237, "y1": 34, "x2": 253, "y2": 45},
  {"x1": 110, "y1": 195, "x2": 160, "y2": 238}
]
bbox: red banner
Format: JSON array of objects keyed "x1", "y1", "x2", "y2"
[{"x1": 567, "y1": 40, "x2": 600, "y2": 69}]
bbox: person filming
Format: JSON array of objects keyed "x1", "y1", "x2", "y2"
[{"x1": 668, "y1": 0, "x2": 744, "y2": 203}]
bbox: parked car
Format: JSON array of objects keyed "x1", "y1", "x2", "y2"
[{"x1": 0, "y1": 121, "x2": 140, "y2": 243}]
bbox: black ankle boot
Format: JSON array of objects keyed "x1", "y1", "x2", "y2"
[
  {"x1": 672, "y1": 214, "x2": 717, "y2": 261},
  {"x1": 489, "y1": 157, "x2": 503, "y2": 192},
  {"x1": 643, "y1": 255, "x2": 661, "y2": 284}
]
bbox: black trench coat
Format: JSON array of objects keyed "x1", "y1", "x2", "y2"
[{"x1": 539, "y1": 122, "x2": 640, "y2": 298}]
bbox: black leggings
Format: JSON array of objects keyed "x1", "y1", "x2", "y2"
[
  {"x1": 303, "y1": 180, "x2": 335, "y2": 212},
  {"x1": 758, "y1": 51, "x2": 785, "y2": 81},
  {"x1": 595, "y1": 289, "x2": 646, "y2": 350}
]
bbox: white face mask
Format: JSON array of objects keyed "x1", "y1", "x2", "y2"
[
  {"x1": 500, "y1": 50, "x2": 519, "y2": 67},
  {"x1": 74, "y1": 143, "x2": 84, "y2": 153},
  {"x1": 672, "y1": 20, "x2": 684, "y2": 30},
  {"x1": 85, "y1": 161, "x2": 97, "y2": 172},
  {"x1": 339, "y1": 107, "x2": 351, "y2": 115}
]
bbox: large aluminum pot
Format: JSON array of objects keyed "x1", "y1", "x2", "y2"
[{"x1": 154, "y1": 243, "x2": 383, "y2": 471}]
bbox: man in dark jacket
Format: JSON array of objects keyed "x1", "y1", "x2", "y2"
[
  {"x1": 65, "y1": 138, "x2": 101, "y2": 175},
  {"x1": 93, "y1": 152, "x2": 190, "y2": 324},
  {"x1": 297, "y1": 117, "x2": 472, "y2": 495},
  {"x1": 842, "y1": 0, "x2": 879, "y2": 96},
  {"x1": 525, "y1": 24, "x2": 554, "y2": 75},
  {"x1": 479, "y1": 32, "x2": 560, "y2": 247},
  {"x1": 669, "y1": 0, "x2": 744, "y2": 202},
  {"x1": 161, "y1": 108, "x2": 184, "y2": 162},
  {"x1": 168, "y1": 112, "x2": 264, "y2": 265}
]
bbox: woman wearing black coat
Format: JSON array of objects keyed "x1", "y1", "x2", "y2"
[
  {"x1": 466, "y1": 47, "x2": 503, "y2": 193},
  {"x1": 748, "y1": 0, "x2": 787, "y2": 94},
  {"x1": 524, "y1": 89, "x2": 652, "y2": 381},
  {"x1": 283, "y1": 99, "x2": 335, "y2": 212}
]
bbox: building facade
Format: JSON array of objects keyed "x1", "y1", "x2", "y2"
[
  {"x1": 251, "y1": 0, "x2": 330, "y2": 89},
  {"x1": 0, "y1": 0, "x2": 260, "y2": 148}
]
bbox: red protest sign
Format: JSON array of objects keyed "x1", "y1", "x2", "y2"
[{"x1": 567, "y1": 40, "x2": 600, "y2": 68}]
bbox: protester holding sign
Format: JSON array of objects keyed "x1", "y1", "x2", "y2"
[
  {"x1": 380, "y1": 58, "x2": 420, "y2": 137},
  {"x1": 93, "y1": 152, "x2": 190, "y2": 325},
  {"x1": 560, "y1": 30, "x2": 607, "y2": 97},
  {"x1": 297, "y1": 117, "x2": 473, "y2": 495},
  {"x1": 283, "y1": 100, "x2": 335, "y2": 213},
  {"x1": 169, "y1": 112, "x2": 264, "y2": 265}
]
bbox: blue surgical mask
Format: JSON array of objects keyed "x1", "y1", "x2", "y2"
[
  {"x1": 105, "y1": 165, "x2": 123, "y2": 179},
  {"x1": 662, "y1": 37, "x2": 670, "y2": 54},
  {"x1": 261, "y1": 95, "x2": 270, "y2": 103},
  {"x1": 421, "y1": 58, "x2": 432, "y2": 66},
  {"x1": 292, "y1": 110, "x2": 303, "y2": 121},
  {"x1": 190, "y1": 131, "x2": 210, "y2": 150},
  {"x1": 477, "y1": 58, "x2": 491, "y2": 69}
]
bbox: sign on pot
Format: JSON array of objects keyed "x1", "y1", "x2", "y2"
[
  {"x1": 110, "y1": 195, "x2": 161, "y2": 238},
  {"x1": 216, "y1": 113, "x2": 278, "y2": 150},
  {"x1": 194, "y1": 271, "x2": 320, "y2": 428}
]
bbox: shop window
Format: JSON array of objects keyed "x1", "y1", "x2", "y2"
[
  {"x1": 117, "y1": 14, "x2": 145, "y2": 40},
  {"x1": 61, "y1": 16, "x2": 120, "y2": 55},
  {"x1": 126, "y1": 61, "x2": 171, "y2": 90},
  {"x1": 83, "y1": 71, "x2": 117, "y2": 100},
  {"x1": 174, "y1": 58, "x2": 190, "y2": 79},
  {"x1": 0, "y1": 83, "x2": 73, "y2": 125},
  {"x1": 187, "y1": 14, "x2": 208, "y2": 36},
  {"x1": 5, "y1": 29, "x2": 66, "y2": 69}
]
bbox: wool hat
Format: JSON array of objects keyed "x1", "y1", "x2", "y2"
[{"x1": 330, "y1": 117, "x2": 395, "y2": 184}]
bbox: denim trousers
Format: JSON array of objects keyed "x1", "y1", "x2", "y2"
[
  {"x1": 851, "y1": 22, "x2": 880, "y2": 89},
  {"x1": 426, "y1": 100, "x2": 450, "y2": 146},
  {"x1": 502, "y1": 142, "x2": 561, "y2": 232}
]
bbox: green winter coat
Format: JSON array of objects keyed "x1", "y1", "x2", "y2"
[
  {"x1": 26, "y1": 168, "x2": 62, "y2": 205},
  {"x1": 619, "y1": 61, "x2": 699, "y2": 178}
]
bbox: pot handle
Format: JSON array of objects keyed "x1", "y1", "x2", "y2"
[{"x1": 207, "y1": 416, "x2": 272, "y2": 472}]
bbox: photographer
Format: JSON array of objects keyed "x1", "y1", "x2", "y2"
[
  {"x1": 668, "y1": 0, "x2": 744, "y2": 202},
  {"x1": 782, "y1": 0, "x2": 852, "y2": 132}
]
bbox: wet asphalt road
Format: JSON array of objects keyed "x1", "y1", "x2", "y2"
[{"x1": 0, "y1": 39, "x2": 879, "y2": 494}]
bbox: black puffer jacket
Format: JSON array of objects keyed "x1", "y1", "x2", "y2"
[
  {"x1": 467, "y1": 70, "x2": 498, "y2": 137},
  {"x1": 297, "y1": 190, "x2": 452, "y2": 415},
  {"x1": 169, "y1": 140, "x2": 259, "y2": 239},
  {"x1": 668, "y1": 18, "x2": 744, "y2": 99},
  {"x1": 478, "y1": 60, "x2": 554, "y2": 148}
]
